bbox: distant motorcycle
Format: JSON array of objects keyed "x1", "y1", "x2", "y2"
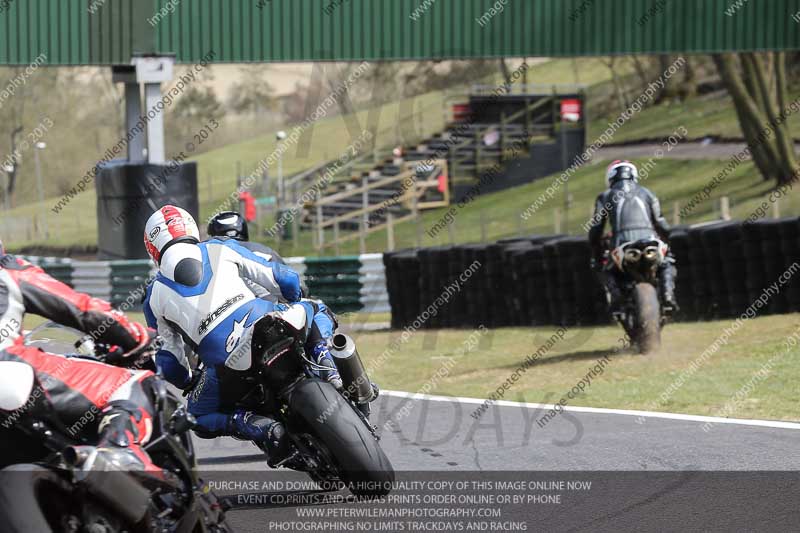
[
  {"x1": 0, "y1": 323, "x2": 230, "y2": 533},
  {"x1": 207, "y1": 306, "x2": 394, "y2": 497},
  {"x1": 607, "y1": 238, "x2": 670, "y2": 353}
]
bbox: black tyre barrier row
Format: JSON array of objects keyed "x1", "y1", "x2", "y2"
[{"x1": 383, "y1": 217, "x2": 800, "y2": 329}]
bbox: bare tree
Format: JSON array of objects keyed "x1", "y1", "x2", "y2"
[
  {"x1": 601, "y1": 57, "x2": 630, "y2": 111},
  {"x1": 713, "y1": 52, "x2": 798, "y2": 185},
  {"x1": 499, "y1": 58, "x2": 513, "y2": 92}
]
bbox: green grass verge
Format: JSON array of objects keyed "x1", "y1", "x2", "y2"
[
  {"x1": 26, "y1": 311, "x2": 797, "y2": 421},
  {"x1": 589, "y1": 89, "x2": 800, "y2": 143},
  {"x1": 348, "y1": 313, "x2": 800, "y2": 421}
]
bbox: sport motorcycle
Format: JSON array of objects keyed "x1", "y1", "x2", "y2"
[
  {"x1": 607, "y1": 238, "x2": 670, "y2": 353},
  {"x1": 0, "y1": 322, "x2": 231, "y2": 533},
  {"x1": 194, "y1": 304, "x2": 395, "y2": 497}
]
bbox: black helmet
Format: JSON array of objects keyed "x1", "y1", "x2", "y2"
[
  {"x1": 208, "y1": 211, "x2": 249, "y2": 241},
  {"x1": 605, "y1": 160, "x2": 639, "y2": 187}
]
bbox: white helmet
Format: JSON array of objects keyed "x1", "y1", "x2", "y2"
[
  {"x1": 143, "y1": 205, "x2": 200, "y2": 264},
  {"x1": 606, "y1": 160, "x2": 639, "y2": 187}
]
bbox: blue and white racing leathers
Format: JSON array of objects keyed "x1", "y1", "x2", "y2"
[{"x1": 143, "y1": 238, "x2": 334, "y2": 436}]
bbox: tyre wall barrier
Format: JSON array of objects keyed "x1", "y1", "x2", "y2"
[
  {"x1": 18, "y1": 254, "x2": 390, "y2": 315},
  {"x1": 383, "y1": 217, "x2": 800, "y2": 329},
  {"x1": 291, "y1": 253, "x2": 390, "y2": 314}
]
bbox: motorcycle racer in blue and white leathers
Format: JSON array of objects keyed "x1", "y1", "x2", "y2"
[{"x1": 142, "y1": 205, "x2": 341, "y2": 460}]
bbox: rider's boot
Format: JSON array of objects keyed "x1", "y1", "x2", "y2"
[
  {"x1": 229, "y1": 410, "x2": 291, "y2": 466},
  {"x1": 95, "y1": 403, "x2": 163, "y2": 474},
  {"x1": 659, "y1": 262, "x2": 679, "y2": 315},
  {"x1": 311, "y1": 341, "x2": 343, "y2": 390},
  {"x1": 605, "y1": 275, "x2": 624, "y2": 316}
]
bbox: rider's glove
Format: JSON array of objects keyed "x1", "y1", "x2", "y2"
[{"x1": 108, "y1": 324, "x2": 157, "y2": 370}]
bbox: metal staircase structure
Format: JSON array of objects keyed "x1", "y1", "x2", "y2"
[{"x1": 282, "y1": 87, "x2": 586, "y2": 252}]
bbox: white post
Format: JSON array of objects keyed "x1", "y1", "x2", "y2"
[
  {"x1": 359, "y1": 219, "x2": 366, "y2": 254},
  {"x1": 362, "y1": 176, "x2": 369, "y2": 231},
  {"x1": 316, "y1": 203, "x2": 324, "y2": 251},
  {"x1": 387, "y1": 213, "x2": 395, "y2": 251},
  {"x1": 334, "y1": 222, "x2": 341, "y2": 256},
  {"x1": 720, "y1": 196, "x2": 731, "y2": 220}
]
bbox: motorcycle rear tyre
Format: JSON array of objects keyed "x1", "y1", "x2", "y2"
[
  {"x1": 288, "y1": 379, "x2": 395, "y2": 497},
  {"x1": 634, "y1": 282, "x2": 661, "y2": 354}
]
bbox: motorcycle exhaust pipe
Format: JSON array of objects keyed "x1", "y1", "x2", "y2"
[
  {"x1": 643, "y1": 246, "x2": 660, "y2": 262},
  {"x1": 65, "y1": 446, "x2": 151, "y2": 526},
  {"x1": 330, "y1": 333, "x2": 375, "y2": 404},
  {"x1": 624, "y1": 248, "x2": 642, "y2": 263}
]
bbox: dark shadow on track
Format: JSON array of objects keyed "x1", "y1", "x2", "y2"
[
  {"x1": 497, "y1": 348, "x2": 632, "y2": 370},
  {"x1": 198, "y1": 454, "x2": 267, "y2": 465}
]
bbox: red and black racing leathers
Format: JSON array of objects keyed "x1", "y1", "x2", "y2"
[
  {"x1": 0, "y1": 254, "x2": 149, "y2": 353},
  {"x1": 0, "y1": 254, "x2": 157, "y2": 471}
]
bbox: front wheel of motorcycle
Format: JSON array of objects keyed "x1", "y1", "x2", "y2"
[
  {"x1": 634, "y1": 282, "x2": 661, "y2": 354},
  {"x1": 288, "y1": 379, "x2": 395, "y2": 497}
]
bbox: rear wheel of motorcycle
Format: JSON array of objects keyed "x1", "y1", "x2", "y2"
[
  {"x1": 288, "y1": 379, "x2": 395, "y2": 497},
  {"x1": 0, "y1": 465, "x2": 65, "y2": 533},
  {"x1": 634, "y1": 282, "x2": 661, "y2": 354},
  {"x1": 0, "y1": 464, "x2": 135, "y2": 533}
]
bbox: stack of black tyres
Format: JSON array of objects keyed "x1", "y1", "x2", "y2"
[
  {"x1": 668, "y1": 226, "x2": 694, "y2": 321},
  {"x1": 383, "y1": 249, "x2": 420, "y2": 329},
  {"x1": 387, "y1": 250, "x2": 417, "y2": 328},
  {"x1": 502, "y1": 241, "x2": 536, "y2": 326},
  {"x1": 453, "y1": 244, "x2": 483, "y2": 328},
  {"x1": 509, "y1": 236, "x2": 560, "y2": 326},
  {"x1": 382, "y1": 217, "x2": 800, "y2": 330},
  {"x1": 718, "y1": 222, "x2": 749, "y2": 316},
  {"x1": 476, "y1": 243, "x2": 498, "y2": 328},
  {"x1": 527, "y1": 242, "x2": 552, "y2": 325},
  {"x1": 760, "y1": 219, "x2": 790, "y2": 314},
  {"x1": 459, "y1": 244, "x2": 491, "y2": 328},
  {"x1": 700, "y1": 221, "x2": 741, "y2": 318},
  {"x1": 542, "y1": 238, "x2": 567, "y2": 326},
  {"x1": 778, "y1": 218, "x2": 800, "y2": 311},
  {"x1": 444, "y1": 245, "x2": 465, "y2": 328},
  {"x1": 418, "y1": 246, "x2": 450, "y2": 329},
  {"x1": 554, "y1": 237, "x2": 585, "y2": 325},
  {"x1": 687, "y1": 224, "x2": 716, "y2": 320},
  {"x1": 742, "y1": 221, "x2": 768, "y2": 312}
]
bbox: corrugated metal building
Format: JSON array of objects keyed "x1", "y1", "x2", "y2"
[{"x1": 0, "y1": 0, "x2": 797, "y2": 65}]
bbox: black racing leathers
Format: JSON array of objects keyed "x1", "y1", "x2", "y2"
[
  {"x1": 588, "y1": 179, "x2": 670, "y2": 261},
  {"x1": 211, "y1": 237, "x2": 285, "y2": 265},
  {"x1": 588, "y1": 179, "x2": 677, "y2": 309}
]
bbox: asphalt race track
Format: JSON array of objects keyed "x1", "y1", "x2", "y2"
[{"x1": 195, "y1": 391, "x2": 800, "y2": 532}]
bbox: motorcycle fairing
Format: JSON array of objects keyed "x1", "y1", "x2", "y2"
[{"x1": 0, "y1": 361, "x2": 34, "y2": 411}]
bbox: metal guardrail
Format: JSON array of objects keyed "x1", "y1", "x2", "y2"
[{"x1": 19, "y1": 254, "x2": 390, "y2": 315}]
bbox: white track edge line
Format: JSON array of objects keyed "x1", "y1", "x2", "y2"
[{"x1": 381, "y1": 390, "x2": 800, "y2": 430}]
